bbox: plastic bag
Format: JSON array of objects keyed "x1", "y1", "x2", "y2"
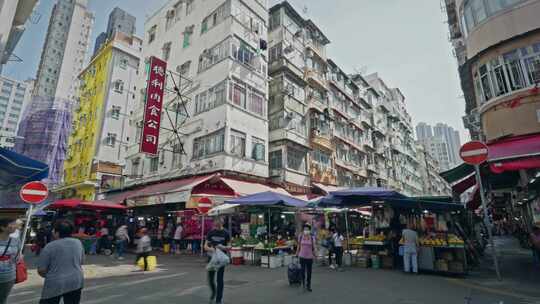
[
  {"x1": 206, "y1": 248, "x2": 230, "y2": 271},
  {"x1": 137, "y1": 256, "x2": 157, "y2": 271}
]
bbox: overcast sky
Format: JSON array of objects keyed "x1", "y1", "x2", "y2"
[{"x1": 3, "y1": 0, "x2": 468, "y2": 141}]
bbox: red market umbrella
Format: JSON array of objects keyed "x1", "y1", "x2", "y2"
[{"x1": 49, "y1": 199, "x2": 85, "y2": 209}]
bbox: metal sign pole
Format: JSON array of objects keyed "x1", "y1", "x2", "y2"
[
  {"x1": 344, "y1": 209, "x2": 350, "y2": 252},
  {"x1": 200, "y1": 214, "x2": 205, "y2": 257},
  {"x1": 19, "y1": 204, "x2": 34, "y2": 257},
  {"x1": 474, "y1": 164, "x2": 501, "y2": 281}
]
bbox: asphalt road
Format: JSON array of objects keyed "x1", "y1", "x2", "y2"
[{"x1": 8, "y1": 255, "x2": 536, "y2": 304}]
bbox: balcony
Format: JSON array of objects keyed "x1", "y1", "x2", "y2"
[
  {"x1": 366, "y1": 163, "x2": 377, "y2": 173},
  {"x1": 304, "y1": 68, "x2": 327, "y2": 91},
  {"x1": 308, "y1": 95, "x2": 329, "y2": 112},
  {"x1": 305, "y1": 41, "x2": 326, "y2": 61},
  {"x1": 360, "y1": 112, "x2": 373, "y2": 127},
  {"x1": 309, "y1": 163, "x2": 337, "y2": 185},
  {"x1": 269, "y1": 57, "x2": 304, "y2": 80},
  {"x1": 310, "y1": 129, "x2": 333, "y2": 151}
]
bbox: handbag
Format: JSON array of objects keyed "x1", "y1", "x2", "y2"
[{"x1": 15, "y1": 259, "x2": 27, "y2": 284}]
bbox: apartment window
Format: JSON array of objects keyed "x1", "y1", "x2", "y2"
[
  {"x1": 106, "y1": 133, "x2": 117, "y2": 147},
  {"x1": 489, "y1": 58, "x2": 508, "y2": 96},
  {"x1": 172, "y1": 142, "x2": 183, "y2": 168},
  {"x1": 232, "y1": 41, "x2": 255, "y2": 66},
  {"x1": 192, "y1": 129, "x2": 225, "y2": 159},
  {"x1": 287, "y1": 147, "x2": 306, "y2": 173},
  {"x1": 230, "y1": 130, "x2": 246, "y2": 157},
  {"x1": 269, "y1": 150, "x2": 282, "y2": 170},
  {"x1": 173, "y1": 1, "x2": 183, "y2": 21},
  {"x1": 162, "y1": 42, "x2": 172, "y2": 61},
  {"x1": 119, "y1": 58, "x2": 128, "y2": 69},
  {"x1": 248, "y1": 91, "x2": 264, "y2": 116},
  {"x1": 177, "y1": 60, "x2": 191, "y2": 76},
  {"x1": 183, "y1": 26, "x2": 194, "y2": 48},
  {"x1": 186, "y1": 0, "x2": 194, "y2": 15},
  {"x1": 113, "y1": 80, "x2": 124, "y2": 93},
  {"x1": 8, "y1": 113, "x2": 17, "y2": 119},
  {"x1": 313, "y1": 149, "x2": 331, "y2": 168},
  {"x1": 251, "y1": 137, "x2": 265, "y2": 161},
  {"x1": 269, "y1": 10, "x2": 280, "y2": 31},
  {"x1": 201, "y1": 1, "x2": 230, "y2": 34},
  {"x1": 149, "y1": 157, "x2": 159, "y2": 173},
  {"x1": 165, "y1": 9, "x2": 175, "y2": 30},
  {"x1": 148, "y1": 25, "x2": 157, "y2": 43},
  {"x1": 111, "y1": 105, "x2": 121, "y2": 119},
  {"x1": 194, "y1": 80, "x2": 227, "y2": 115},
  {"x1": 198, "y1": 40, "x2": 228, "y2": 72},
  {"x1": 135, "y1": 121, "x2": 142, "y2": 143},
  {"x1": 230, "y1": 80, "x2": 246, "y2": 108}
]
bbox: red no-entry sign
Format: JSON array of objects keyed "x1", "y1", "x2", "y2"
[
  {"x1": 197, "y1": 197, "x2": 212, "y2": 214},
  {"x1": 460, "y1": 141, "x2": 489, "y2": 165},
  {"x1": 19, "y1": 181, "x2": 48, "y2": 204}
]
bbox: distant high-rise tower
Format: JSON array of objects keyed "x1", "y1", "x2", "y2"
[
  {"x1": 93, "y1": 7, "x2": 136, "y2": 57},
  {"x1": 434, "y1": 123, "x2": 461, "y2": 167},
  {"x1": 415, "y1": 122, "x2": 433, "y2": 141},
  {"x1": 16, "y1": 0, "x2": 94, "y2": 185}
]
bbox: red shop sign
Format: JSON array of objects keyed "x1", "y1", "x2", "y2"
[{"x1": 140, "y1": 56, "x2": 167, "y2": 155}]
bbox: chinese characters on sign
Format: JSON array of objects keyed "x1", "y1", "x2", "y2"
[{"x1": 140, "y1": 56, "x2": 167, "y2": 155}]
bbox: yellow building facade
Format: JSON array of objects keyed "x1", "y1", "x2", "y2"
[{"x1": 61, "y1": 43, "x2": 113, "y2": 200}]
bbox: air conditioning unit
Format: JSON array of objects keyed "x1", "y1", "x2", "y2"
[
  {"x1": 306, "y1": 49, "x2": 314, "y2": 58},
  {"x1": 284, "y1": 111, "x2": 294, "y2": 121},
  {"x1": 283, "y1": 44, "x2": 294, "y2": 55}
]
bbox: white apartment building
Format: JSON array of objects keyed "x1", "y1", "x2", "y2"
[
  {"x1": 124, "y1": 0, "x2": 269, "y2": 185},
  {"x1": 422, "y1": 136, "x2": 451, "y2": 171},
  {"x1": 0, "y1": 0, "x2": 38, "y2": 72},
  {"x1": 0, "y1": 76, "x2": 32, "y2": 148},
  {"x1": 33, "y1": 0, "x2": 94, "y2": 103}
]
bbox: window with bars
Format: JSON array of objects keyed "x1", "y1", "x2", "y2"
[
  {"x1": 230, "y1": 130, "x2": 246, "y2": 157},
  {"x1": 269, "y1": 150, "x2": 282, "y2": 170},
  {"x1": 251, "y1": 137, "x2": 265, "y2": 161},
  {"x1": 192, "y1": 129, "x2": 225, "y2": 159},
  {"x1": 149, "y1": 157, "x2": 159, "y2": 173},
  {"x1": 287, "y1": 147, "x2": 306, "y2": 173}
]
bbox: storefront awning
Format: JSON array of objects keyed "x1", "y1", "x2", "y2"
[
  {"x1": 440, "y1": 163, "x2": 474, "y2": 184},
  {"x1": 451, "y1": 174, "x2": 476, "y2": 195},
  {"x1": 49, "y1": 199, "x2": 127, "y2": 210},
  {"x1": 488, "y1": 133, "x2": 540, "y2": 162},
  {"x1": 0, "y1": 147, "x2": 48, "y2": 189},
  {"x1": 220, "y1": 178, "x2": 289, "y2": 196},
  {"x1": 105, "y1": 174, "x2": 215, "y2": 203},
  {"x1": 225, "y1": 191, "x2": 308, "y2": 208},
  {"x1": 490, "y1": 156, "x2": 540, "y2": 174},
  {"x1": 312, "y1": 183, "x2": 345, "y2": 195}
]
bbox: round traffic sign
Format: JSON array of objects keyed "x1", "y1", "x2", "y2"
[
  {"x1": 460, "y1": 141, "x2": 489, "y2": 165},
  {"x1": 197, "y1": 197, "x2": 212, "y2": 214},
  {"x1": 19, "y1": 181, "x2": 48, "y2": 204}
]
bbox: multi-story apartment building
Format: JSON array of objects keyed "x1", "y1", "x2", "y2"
[
  {"x1": 433, "y1": 122, "x2": 461, "y2": 166},
  {"x1": 94, "y1": 7, "x2": 136, "y2": 56},
  {"x1": 415, "y1": 122, "x2": 433, "y2": 141},
  {"x1": 0, "y1": 0, "x2": 38, "y2": 72},
  {"x1": 365, "y1": 73, "x2": 423, "y2": 196},
  {"x1": 124, "y1": 0, "x2": 270, "y2": 186},
  {"x1": 416, "y1": 122, "x2": 462, "y2": 171},
  {"x1": 15, "y1": 0, "x2": 94, "y2": 185},
  {"x1": 0, "y1": 76, "x2": 32, "y2": 148},
  {"x1": 416, "y1": 143, "x2": 452, "y2": 196},
  {"x1": 445, "y1": 0, "x2": 540, "y2": 143},
  {"x1": 59, "y1": 30, "x2": 142, "y2": 201}
]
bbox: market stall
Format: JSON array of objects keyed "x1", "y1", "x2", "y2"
[
  {"x1": 318, "y1": 188, "x2": 468, "y2": 275},
  {"x1": 48, "y1": 199, "x2": 127, "y2": 254},
  {"x1": 222, "y1": 191, "x2": 307, "y2": 268}
]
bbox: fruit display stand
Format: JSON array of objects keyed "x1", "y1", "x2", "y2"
[{"x1": 415, "y1": 234, "x2": 467, "y2": 275}]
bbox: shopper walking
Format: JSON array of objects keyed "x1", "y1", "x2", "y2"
[
  {"x1": 296, "y1": 224, "x2": 316, "y2": 292},
  {"x1": 173, "y1": 223, "x2": 183, "y2": 254},
  {"x1": 402, "y1": 224, "x2": 419, "y2": 274},
  {"x1": 204, "y1": 219, "x2": 230, "y2": 304},
  {"x1": 530, "y1": 225, "x2": 540, "y2": 266},
  {"x1": 0, "y1": 218, "x2": 20, "y2": 304},
  {"x1": 331, "y1": 228, "x2": 344, "y2": 270},
  {"x1": 135, "y1": 228, "x2": 152, "y2": 271},
  {"x1": 115, "y1": 225, "x2": 129, "y2": 260},
  {"x1": 38, "y1": 220, "x2": 84, "y2": 304},
  {"x1": 8, "y1": 219, "x2": 23, "y2": 240}
]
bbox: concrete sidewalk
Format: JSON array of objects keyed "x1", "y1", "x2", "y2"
[
  {"x1": 16, "y1": 252, "x2": 208, "y2": 289},
  {"x1": 461, "y1": 236, "x2": 540, "y2": 300}
]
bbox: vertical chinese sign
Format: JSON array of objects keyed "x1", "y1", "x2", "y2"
[{"x1": 140, "y1": 56, "x2": 167, "y2": 155}]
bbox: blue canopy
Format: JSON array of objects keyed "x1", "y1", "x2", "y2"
[
  {"x1": 330, "y1": 187, "x2": 407, "y2": 199},
  {"x1": 0, "y1": 147, "x2": 48, "y2": 189},
  {"x1": 225, "y1": 191, "x2": 308, "y2": 208}
]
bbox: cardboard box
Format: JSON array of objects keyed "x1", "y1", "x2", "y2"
[
  {"x1": 382, "y1": 256, "x2": 393, "y2": 269},
  {"x1": 449, "y1": 261, "x2": 464, "y2": 273},
  {"x1": 435, "y1": 259, "x2": 449, "y2": 272}
]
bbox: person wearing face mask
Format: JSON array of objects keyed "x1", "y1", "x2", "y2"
[{"x1": 295, "y1": 224, "x2": 316, "y2": 292}]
